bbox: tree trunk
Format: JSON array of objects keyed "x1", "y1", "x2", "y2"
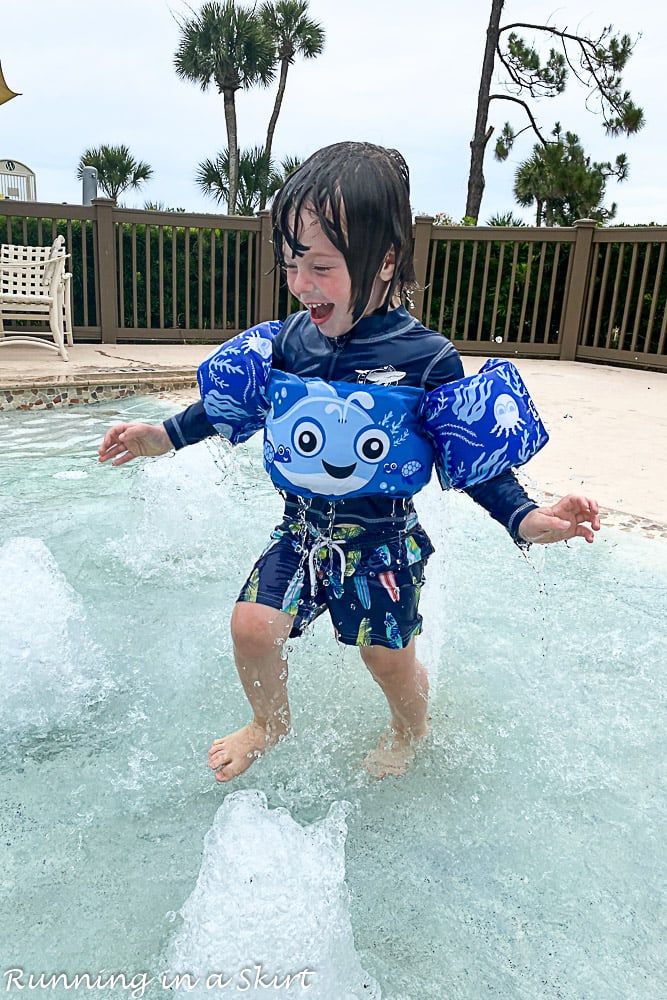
[
  {"x1": 223, "y1": 89, "x2": 239, "y2": 215},
  {"x1": 259, "y1": 59, "x2": 290, "y2": 211},
  {"x1": 465, "y1": 0, "x2": 505, "y2": 222}
]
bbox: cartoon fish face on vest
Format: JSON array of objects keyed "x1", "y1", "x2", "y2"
[{"x1": 263, "y1": 371, "x2": 434, "y2": 501}]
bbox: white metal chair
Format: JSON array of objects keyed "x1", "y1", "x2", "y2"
[{"x1": 0, "y1": 236, "x2": 72, "y2": 361}]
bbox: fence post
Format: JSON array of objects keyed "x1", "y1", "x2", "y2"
[
  {"x1": 257, "y1": 210, "x2": 275, "y2": 323},
  {"x1": 92, "y1": 197, "x2": 118, "y2": 344},
  {"x1": 411, "y1": 215, "x2": 433, "y2": 323},
  {"x1": 559, "y1": 218, "x2": 596, "y2": 361}
]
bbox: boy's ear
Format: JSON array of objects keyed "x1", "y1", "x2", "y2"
[{"x1": 379, "y1": 249, "x2": 396, "y2": 280}]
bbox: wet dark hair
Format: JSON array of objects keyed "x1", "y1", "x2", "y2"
[{"x1": 271, "y1": 141, "x2": 416, "y2": 322}]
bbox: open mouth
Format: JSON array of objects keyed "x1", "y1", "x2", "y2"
[
  {"x1": 308, "y1": 303, "x2": 334, "y2": 324},
  {"x1": 322, "y1": 459, "x2": 357, "y2": 479}
]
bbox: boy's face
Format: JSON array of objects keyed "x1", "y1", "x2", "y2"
[{"x1": 282, "y1": 211, "x2": 394, "y2": 339}]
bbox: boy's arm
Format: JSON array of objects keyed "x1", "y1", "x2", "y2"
[
  {"x1": 515, "y1": 495, "x2": 600, "y2": 544},
  {"x1": 424, "y1": 343, "x2": 598, "y2": 546},
  {"x1": 163, "y1": 401, "x2": 217, "y2": 450},
  {"x1": 163, "y1": 319, "x2": 288, "y2": 450},
  {"x1": 464, "y1": 457, "x2": 600, "y2": 546},
  {"x1": 465, "y1": 472, "x2": 538, "y2": 546},
  {"x1": 100, "y1": 321, "x2": 285, "y2": 466},
  {"x1": 98, "y1": 401, "x2": 217, "y2": 467}
]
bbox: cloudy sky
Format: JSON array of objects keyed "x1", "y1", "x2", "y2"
[{"x1": 2, "y1": 0, "x2": 664, "y2": 223}]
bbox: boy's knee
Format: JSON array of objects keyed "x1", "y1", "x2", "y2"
[
  {"x1": 360, "y1": 642, "x2": 415, "y2": 679},
  {"x1": 230, "y1": 602, "x2": 291, "y2": 658}
]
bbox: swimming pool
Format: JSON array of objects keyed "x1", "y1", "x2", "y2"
[{"x1": 1, "y1": 397, "x2": 665, "y2": 998}]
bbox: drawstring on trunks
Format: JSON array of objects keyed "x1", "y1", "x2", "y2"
[{"x1": 305, "y1": 534, "x2": 347, "y2": 592}]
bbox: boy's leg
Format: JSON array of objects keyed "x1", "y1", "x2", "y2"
[
  {"x1": 208, "y1": 601, "x2": 295, "y2": 783},
  {"x1": 359, "y1": 639, "x2": 429, "y2": 778}
]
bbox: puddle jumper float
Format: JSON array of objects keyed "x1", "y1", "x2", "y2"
[{"x1": 196, "y1": 321, "x2": 549, "y2": 505}]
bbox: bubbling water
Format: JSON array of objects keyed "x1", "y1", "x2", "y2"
[
  {"x1": 166, "y1": 790, "x2": 380, "y2": 998},
  {"x1": 0, "y1": 536, "x2": 111, "y2": 733}
]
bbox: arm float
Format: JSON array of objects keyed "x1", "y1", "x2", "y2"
[
  {"x1": 423, "y1": 358, "x2": 549, "y2": 489},
  {"x1": 197, "y1": 321, "x2": 282, "y2": 444}
]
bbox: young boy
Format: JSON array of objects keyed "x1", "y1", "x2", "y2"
[{"x1": 99, "y1": 141, "x2": 599, "y2": 781}]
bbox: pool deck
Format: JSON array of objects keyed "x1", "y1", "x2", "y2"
[{"x1": 1, "y1": 342, "x2": 665, "y2": 537}]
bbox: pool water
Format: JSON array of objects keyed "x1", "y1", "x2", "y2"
[{"x1": 0, "y1": 398, "x2": 665, "y2": 999}]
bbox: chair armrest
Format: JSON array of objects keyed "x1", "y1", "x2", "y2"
[{"x1": 0, "y1": 254, "x2": 70, "y2": 268}]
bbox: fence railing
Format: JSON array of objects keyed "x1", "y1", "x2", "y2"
[{"x1": 2, "y1": 200, "x2": 666, "y2": 370}]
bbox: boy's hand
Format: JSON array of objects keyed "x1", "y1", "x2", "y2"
[
  {"x1": 98, "y1": 422, "x2": 172, "y2": 467},
  {"x1": 518, "y1": 494, "x2": 601, "y2": 545}
]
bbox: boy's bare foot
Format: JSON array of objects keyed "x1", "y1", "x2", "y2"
[
  {"x1": 362, "y1": 726, "x2": 426, "y2": 779},
  {"x1": 208, "y1": 722, "x2": 281, "y2": 783}
]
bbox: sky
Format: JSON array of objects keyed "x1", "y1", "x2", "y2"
[{"x1": 1, "y1": 0, "x2": 665, "y2": 224}]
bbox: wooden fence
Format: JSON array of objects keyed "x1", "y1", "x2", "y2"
[{"x1": 2, "y1": 199, "x2": 666, "y2": 370}]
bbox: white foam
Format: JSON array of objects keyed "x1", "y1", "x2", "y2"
[
  {"x1": 52, "y1": 470, "x2": 89, "y2": 480},
  {"x1": 167, "y1": 789, "x2": 380, "y2": 998},
  {"x1": 0, "y1": 536, "x2": 108, "y2": 731}
]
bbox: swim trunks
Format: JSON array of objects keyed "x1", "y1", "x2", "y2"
[{"x1": 237, "y1": 517, "x2": 434, "y2": 649}]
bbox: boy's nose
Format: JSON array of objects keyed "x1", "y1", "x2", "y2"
[{"x1": 290, "y1": 268, "x2": 314, "y2": 295}]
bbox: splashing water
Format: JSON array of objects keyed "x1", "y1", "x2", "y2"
[
  {"x1": 0, "y1": 535, "x2": 111, "y2": 733},
  {"x1": 166, "y1": 790, "x2": 379, "y2": 998},
  {"x1": 0, "y1": 397, "x2": 665, "y2": 999}
]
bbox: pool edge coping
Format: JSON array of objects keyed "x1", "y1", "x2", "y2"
[{"x1": 0, "y1": 369, "x2": 197, "y2": 412}]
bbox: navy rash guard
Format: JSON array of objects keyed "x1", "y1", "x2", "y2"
[{"x1": 164, "y1": 306, "x2": 539, "y2": 542}]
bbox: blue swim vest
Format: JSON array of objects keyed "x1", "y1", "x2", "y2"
[{"x1": 197, "y1": 325, "x2": 548, "y2": 498}]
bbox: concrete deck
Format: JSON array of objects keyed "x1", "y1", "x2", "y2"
[{"x1": 0, "y1": 342, "x2": 665, "y2": 530}]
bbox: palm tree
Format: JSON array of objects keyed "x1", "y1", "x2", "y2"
[
  {"x1": 144, "y1": 201, "x2": 187, "y2": 213},
  {"x1": 487, "y1": 212, "x2": 527, "y2": 226},
  {"x1": 174, "y1": 1, "x2": 275, "y2": 215},
  {"x1": 513, "y1": 149, "x2": 552, "y2": 226},
  {"x1": 268, "y1": 154, "x2": 303, "y2": 193},
  {"x1": 258, "y1": 0, "x2": 324, "y2": 209},
  {"x1": 197, "y1": 148, "x2": 302, "y2": 214},
  {"x1": 196, "y1": 146, "x2": 274, "y2": 215},
  {"x1": 76, "y1": 144, "x2": 153, "y2": 203}
]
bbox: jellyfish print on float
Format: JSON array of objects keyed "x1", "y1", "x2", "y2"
[{"x1": 490, "y1": 393, "x2": 526, "y2": 439}]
